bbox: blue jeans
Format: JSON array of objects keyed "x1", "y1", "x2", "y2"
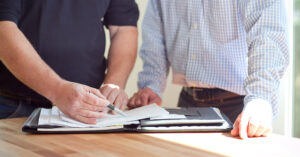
[{"x1": 0, "y1": 95, "x2": 36, "y2": 119}]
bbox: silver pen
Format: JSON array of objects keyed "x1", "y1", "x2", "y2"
[{"x1": 106, "y1": 104, "x2": 127, "y2": 117}]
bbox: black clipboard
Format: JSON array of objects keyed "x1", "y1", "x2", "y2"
[{"x1": 22, "y1": 107, "x2": 233, "y2": 134}]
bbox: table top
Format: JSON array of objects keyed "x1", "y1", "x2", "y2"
[{"x1": 0, "y1": 118, "x2": 300, "y2": 157}]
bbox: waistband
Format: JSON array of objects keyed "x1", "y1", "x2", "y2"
[
  {"x1": 183, "y1": 87, "x2": 242, "y2": 102},
  {"x1": 0, "y1": 90, "x2": 52, "y2": 108}
]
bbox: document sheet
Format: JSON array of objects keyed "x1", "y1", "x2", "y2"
[{"x1": 38, "y1": 104, "x2": 169, "y2": 128}]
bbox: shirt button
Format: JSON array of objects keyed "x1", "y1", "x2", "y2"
[{"x1": 193, "y1": 24, "x2": 198, "y2": 29}]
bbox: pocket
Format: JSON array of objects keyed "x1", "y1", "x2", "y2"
[{"x1": 203, "y1": 0, "x2": 239, "y2": 43}]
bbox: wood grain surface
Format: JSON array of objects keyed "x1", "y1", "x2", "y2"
[{"x1": 0, "y1": 118, "x2": 300, "y2": 157}]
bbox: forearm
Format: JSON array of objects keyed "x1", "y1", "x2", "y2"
[
  {"x1": 240, "y1": 0, "x2": 289, "y2": 116},
  {"x1": 104, "y1": 26, "x2": 138, "y2": 89},
  {"x1": 0, "y1": 21, "x2": 63, "y2": 100},
  {"x1": 137, "y1": 1, "x2": 169, "y2": 97}
]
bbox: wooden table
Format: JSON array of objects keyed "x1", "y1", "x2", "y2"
[{"x1": 0, "y1": 118, "x2": 299, "y2": 157}]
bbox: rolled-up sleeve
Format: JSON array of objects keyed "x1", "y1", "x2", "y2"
[
  {"x1": 138, "y1": 0, "x2": 170, "y2": 98},
  {"x1": 103, "y1": 0, "x2": 139, "y2": 27},
  {"x1": 0, "y1": 0, "x2": 22, "y2": 24},
  {"x1": 239, "y1": 0, "x2": 289, "y2": 117}
]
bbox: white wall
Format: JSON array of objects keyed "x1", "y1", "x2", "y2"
[
  {"x1": 272, "y1": 0, "x2": 293, "y2": 136},
  {"x1": 108, "y1": 0, "x2": 293, "y2": 135},
  {"x1": 123, "y1": 0, "x2": 181, "y2": 108}
]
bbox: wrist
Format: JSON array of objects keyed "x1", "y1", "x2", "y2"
[
  {"x1": 102, "y1": 81, "x2": 125, "y2": 90},
  {"x1": 243, "y1": 98, "x2": 273, "y2": 121},
  {"x1": 44, "y1": 77, "x2": 67, "y2": 102}
]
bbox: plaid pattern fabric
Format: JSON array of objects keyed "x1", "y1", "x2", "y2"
[{"x1": 138, "y1": 0, "x2": 289, "y2": 117}]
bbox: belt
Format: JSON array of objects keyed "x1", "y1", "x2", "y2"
[{"x1": 183, "y1": 87, "x2": 241, "y2": 102}]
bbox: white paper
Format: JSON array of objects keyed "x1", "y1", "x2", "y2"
[
  {"x1": 61, "y1": 103, "x2": 169, "y2": 128},
  {"x1": 38, "y1": 108, "x2": 51, "y2": 125},
  {"x1": 38, "y1": 103, "x2": 169, "y2": 128}
]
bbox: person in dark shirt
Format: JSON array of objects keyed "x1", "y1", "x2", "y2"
[{"x1": 0, "y1": 0, "x2": 139, "y2": 124}]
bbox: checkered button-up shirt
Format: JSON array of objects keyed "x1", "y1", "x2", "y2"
[{"x1": 138, "y1": 0, "x2": 289, "y2": 117}]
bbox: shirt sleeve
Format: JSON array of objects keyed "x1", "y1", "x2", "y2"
[
  {"x1": 137, "y1": 0, "x2": 170, "y2": 98},
  {"x1": 103, "y1": 0, "x2": 139, "y2": 27},
  {"x1": 0, "y1": 0, "x2": 22, "y2": 24},
  {"x1": 238, "y1": 0, "x2": 289, "y2": 117}
]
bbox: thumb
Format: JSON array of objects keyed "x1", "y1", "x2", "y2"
[
  {"x1": 149, "y1": 95, "x2": 162, "y2": 105},
  {"x1": 239, "y1": 113, "x2": 250, "y2": 139},
  {"x1": 85, "y1": 86, "x2": 106, "y2": 99},
  {"x1": 231, "y1": 121, "x2": 239, "y2": 136}
]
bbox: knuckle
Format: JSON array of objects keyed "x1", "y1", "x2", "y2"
[
  {"x1": 69, "y1": 97, "x2": 78, "y2": 105},
  {"x1": 93, "y1": 106, "x2": 98, "y2": 111},
  {"x1": 95, "y1": 89, "x2": 101, "y2": 95},
  {"x1": 73, "y1": 90, "x2": 82, "y2": 98},
  {"x1": 91, "y1": 98, "x2": 98, "y2": 105},
  {"x1": 141, "y1": 93, "x2": 147, "y2": 99}
]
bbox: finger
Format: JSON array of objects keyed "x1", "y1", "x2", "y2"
[
  {"x1": 88, "y1": 88, "x2": 105, "y2": 99},
  {"x1": 80, "y1": 103, "x2": 106, "y2": 112},
  {"x1": 254, "y1": 125, "x2": 265, "y2": 137},
  {"x1": 84, "y1": 91, "x2": 109, "y2": 107},
  {"x1": 121, "y1": 98, "x2": 128, "y2": 110},
  {"x1": 231, "y1": 114, "x2": 242, "y2": 136},
  {"x1": 114, "y1": 95, "x2": 123, "y2": 109},
  {"x1": 106, "y1": 89, "x2": 119, "y2": 104},
  {"x1": 247, "y1": 118, "x2": 258, "y2": 137},
  {"x1": 231, "y1": 120, "x2": 239, "y2": 136},
  {"x1": 128, "y1": 94, "x2": 137, "y2": 107},
  {"x1": 239, "y1": 114, "x2": 249, "y2": 139},
  {"x1": 78, "y1": 109, "x2": 107, "y2": 119},
  {"x1": 149, "y1": 96, "x2": 162, "y2": 105},
  {"x1": 262, "y1": 128, "x2": 271, "y2": 137},
  {"x1": 140, "y1": 93, "x2": 149, "y2": 106},
  {"x1": 119, "y1": 94, "x2": 128, "y2": 110},
  {"x1": 128, "y1": 93, "x2": 142, "y2": 109},
  {"x1": 100, "y1": 86, "x2": 111, "y2": 97},
  {"x1": 74, "y1": 115, "x2": 97, "y2": 124},
  {"x1": 83, "y1": 85, "x2": 105, "y2": 99},
  {"x1": 135, "y1": 96, "x2": 142, "y2": 106},
  {"x1": 137, "y1": 90, "x2": 143, "y2": 96}
]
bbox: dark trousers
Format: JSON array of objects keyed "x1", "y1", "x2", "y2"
[
  {"x1": 177, "y1": 87, "x2": 244, "y2": 123},
  {"x1": 0, "y1": 92, "x2": 51, "y2": 119}
]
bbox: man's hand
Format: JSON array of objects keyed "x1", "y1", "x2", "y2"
[
  {"x1": 100, "y1": 84, "x2": 128, "y2": 110},
  {"x1": 53, "y1": 81, "x2": 110, "y2": 124},
  {"x1": 128, "y1": 88, "x2": 162, "y2": 108},
  {"x1": 231, "y1": 99, "x2": 273, "y2": 139}
]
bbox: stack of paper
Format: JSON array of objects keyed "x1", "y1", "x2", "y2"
[{"x1": 38, "y1": 104, "x2": 170, "y2": 128}]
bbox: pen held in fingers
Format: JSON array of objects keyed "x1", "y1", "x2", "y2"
[{"x1": 107, "y1": 104, "x2": 127, "y2": 117}]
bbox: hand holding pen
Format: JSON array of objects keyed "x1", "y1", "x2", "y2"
[{"x1": 88, "y1": 90, "x2": 127, "y2": 117}]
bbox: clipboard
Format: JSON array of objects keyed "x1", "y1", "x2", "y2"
[
  {"x1": 139, "y1": 107, "x2": 232, "y2": 132},
  {"x1": 22, "y1": 107, "x2": 233, "y2": 134}
]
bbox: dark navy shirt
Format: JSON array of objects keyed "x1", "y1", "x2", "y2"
[{"x1": 0, "y1": 0, "x2": 139, "y2": 105}]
